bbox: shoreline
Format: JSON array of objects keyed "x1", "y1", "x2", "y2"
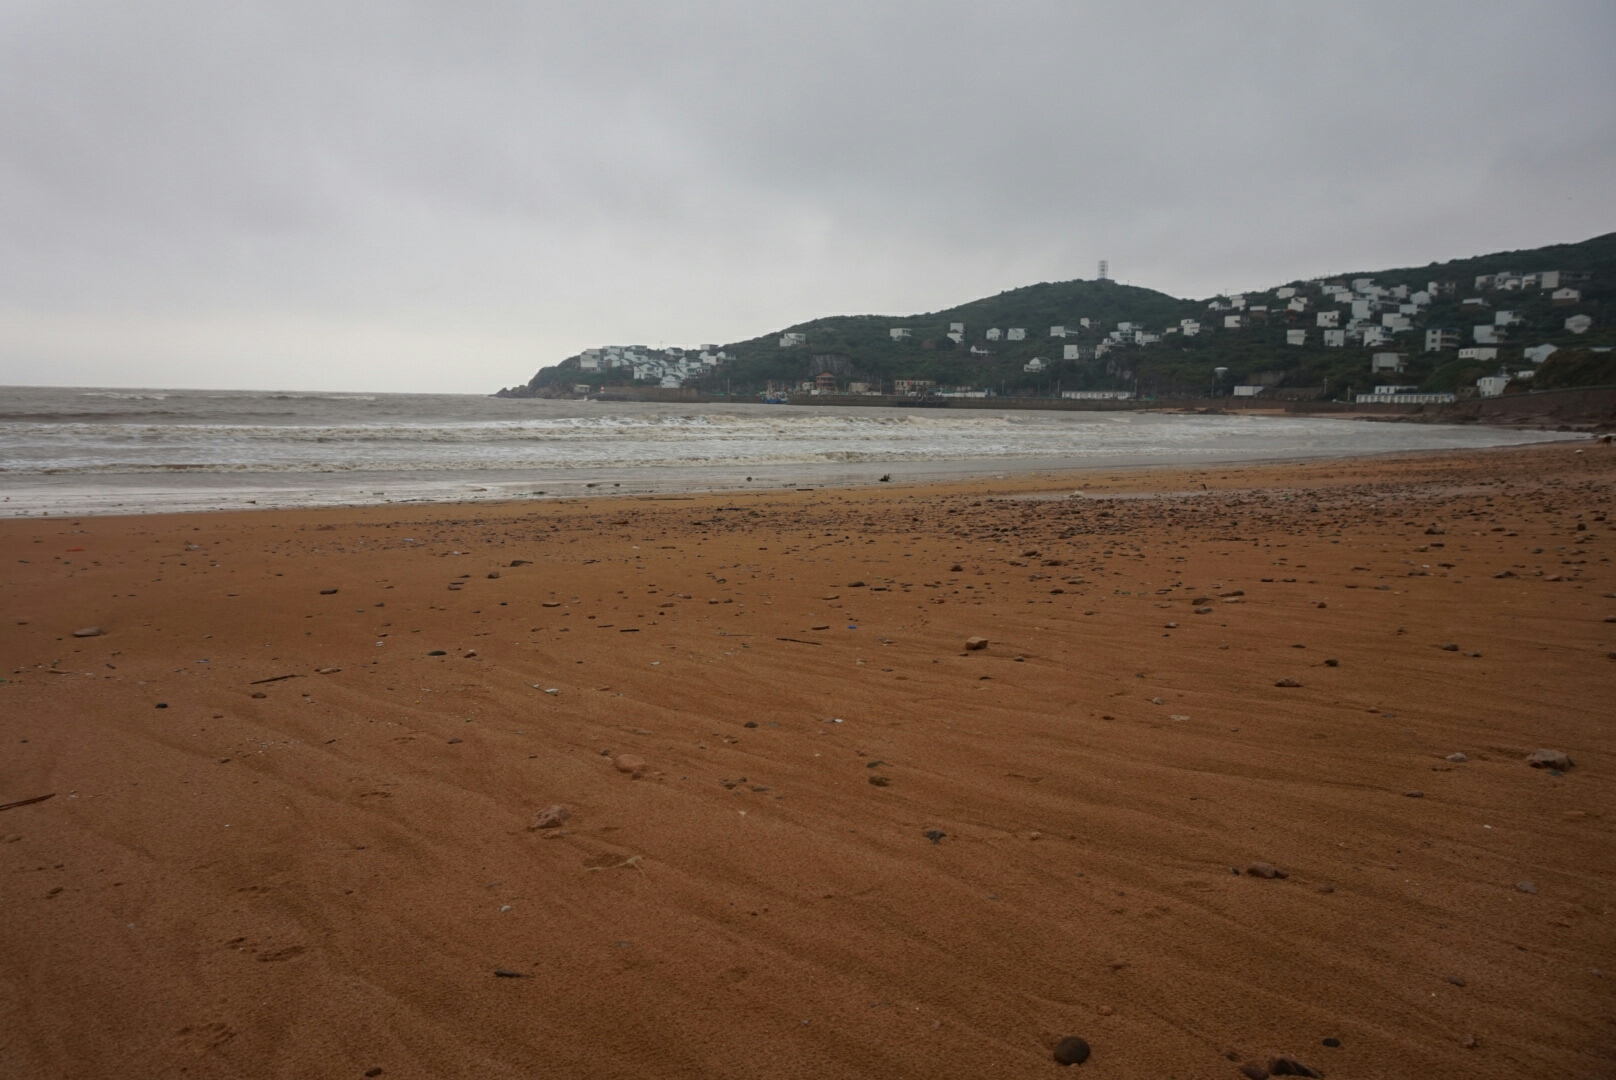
[
  {"x1": 0, "y1": 429, "x2": 1588, "y2": 520},
  {"x1": 2, "y1": 441, "x2": 1612, "y2": 1078}
]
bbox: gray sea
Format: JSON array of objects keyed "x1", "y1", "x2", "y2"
[{"x1": 0, "y1": 386, "x2": 1580, "y2": 517}]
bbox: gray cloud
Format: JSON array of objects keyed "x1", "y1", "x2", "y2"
[{"x1": 2, "y1": 0, "x2": 1612, "y2": 390}]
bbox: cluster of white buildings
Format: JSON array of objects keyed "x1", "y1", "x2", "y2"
[{"x1": 577, "y1": 344, "x2": 729, "y2": 389}]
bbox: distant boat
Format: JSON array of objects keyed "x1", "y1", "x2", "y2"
[{"x1": 759, "y1": 394, "x2": 791, "y2": 404}]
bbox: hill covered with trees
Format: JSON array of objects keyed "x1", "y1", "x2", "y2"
[{"x1": 500, "y1": 231, "x2": 1616, "y2": 400}]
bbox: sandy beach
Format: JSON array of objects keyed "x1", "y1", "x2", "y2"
[{"x1": 2, "y1": 441, "x2": 1612, "y2": 1079}]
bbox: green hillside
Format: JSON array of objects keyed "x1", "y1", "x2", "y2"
[{"x1": 502, "y1": 231, "x2": 1616, "y2": 399}]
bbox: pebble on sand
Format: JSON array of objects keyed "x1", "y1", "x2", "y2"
[
  {"x1": 1403, "y1": 790, "x2": 1424, "y2": 798},
  {"x1": 1052, "y1": 1036, "x2": 1090, "y2": 1066},
  {"x1": 614, "y1": 754, "x2": 647, "y2": 778},
  {"x1": 531, "y1": 805, "x2": 571, "y2": 829},
  {"x1": 1516, "y1": 880, "x2": 1537, "y2": 894},
  {"x1": 1274, "y1": 678, "x2": 1302, "y2": 688},
  {"x1": 1445, "y1": 752, "x2": 1468, "y2": 763},
  {"x1": 1267, "y1": 1056, "x2": 1323, "y2": 1077},
  {"x1": 1245, "y1": 862, "x2": 1287, "y2": 879},
  {"x1": 319, "y1": 588, "x2": 338, "y2": 595},
  {"x1": 1525, "y1": 748, "x2": 1573, "y2": 770},
  {"x1": 71, "y1": 626, "x2": 103, "y2": 638},
  {"x1": 965, "y1": 636, "x2": 989, "y2": 650},
  {"x1": 1237, "y1": 1066, "x2": 1269, "y2": 1080}
]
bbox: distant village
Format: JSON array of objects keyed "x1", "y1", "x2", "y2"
[{"x1": 540, "y1": 263, "x2": 1602, "y2": 404}]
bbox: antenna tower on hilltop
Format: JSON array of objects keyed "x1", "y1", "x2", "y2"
[{"x1": 1097, "y1": 260, "x2": 1109, "y2": 281}]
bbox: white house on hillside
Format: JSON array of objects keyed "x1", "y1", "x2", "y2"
[
  {"x1": 986, "y1": 328, "x2": 1002, "y2": 341},
  {"x1": 1286, "y1": 329, "x2": 1307, "y2": 346},
  {"x1": 889, "y1": 328, "x2": 912, "y2": 341},
  {"x1": 1566, "y1": 314, "x2": 1593, "y2": 334},
  {"x1": 1007, "y1": 328, "x2": 1027, "y2": 341}
]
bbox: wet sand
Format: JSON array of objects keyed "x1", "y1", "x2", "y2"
[{"x1": 1, "y1": 442, "x2": 1613, "y2": 1079}]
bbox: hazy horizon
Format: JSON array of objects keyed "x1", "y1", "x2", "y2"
[{"x1": 3, "y1": 1, "x2": 1613, "y2": 393}]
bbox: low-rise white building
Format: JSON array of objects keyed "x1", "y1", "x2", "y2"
[
  {"x1": 780, "y1": 332, "x2": 807, "y2": 347},
  {"x1": 1477, "y1": 375, "x2": 1510, "y2": 398},
  {"x1": 1063, "y1": 344, "x2": 1081, "y2": 360},
  {"x1": 949, "y1": 322, "x2": 965, "y2": 334},
  {"x1": 1049, "y1": 326, "x2": 1067, "y2": 338},
  {"x1": 1355, "y1": 391, "x2": 1457, "y2": 405},
  {"x1": 1459, "y1": 346, "x2": 1499, "y2": 361},
  {"x1": 1566, "y1": 314, "x2": 1593, "y2": 334},
  {"x1": 1061, "y1": 390, "x2": 1134, "y2": 400},
  {"x1": 1276, "y1": 287, "x2": 1297, "y2": 299},
  {"x1": 1524, "y1": 344, "x2": 1559, "y2": 364},
  {"x1": 1024, "y1": 357, "x2": 1048, "y2": 372},
  {"x1": 1317, "y1": 310, "x2": 1340, "y2": 328},
  {"x1": 1007, "y1": 328, "x2": 1027, "y2": 341},
  {"x1": 1382, "y1": 314, "x2": 1412, "y2": 331},
  {"x1": 889, "y1": 328, "x2": 912, "y2": 341},
  {"x1": 1362, "y1": 326, "x2": 1390, "y2": 346},
  {"x1": 1224, "y1": 315, "x2": 1243, "y2": 329},
  {"x1": 1424, "y1": 328, "x2": 1460, "y2": 352},
  {"x1": 986, "y1": 328, "x2": 1002, "y2": 341},
  {"x1": 1552, "y1": 288, "x2": 1582, "y2": 305},
  {"x1": 1323, "y1": 329, "x2": 1346, "y2": 347},
  {"x1": 1371, "y1": 352, "x2": 1407, "y2": 373},
  {"x1": 1495, "y1": 310, "x2": 1523, "y2": 326},
  {"x1": 1286, "y1": 329, "x2": 1307, "y2": 346},
  {"x1": 1232, "y1": 385, "x2": 1265, "y2": 397},
  {"x1": 1474, "y1": 325, "x2": 1501, "y2": 344},
  {"x1": 1181, "y1": 319, "x2": 1202, "y2": 336}
]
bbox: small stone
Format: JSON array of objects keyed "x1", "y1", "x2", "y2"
[
  {"x1": 1446, "y1": 974, "x2": 1466, "y2": 987},
  {"x1": 1274, "y1": 678, "x2": 1302, "y2": 687},
  {"x1": 1315, "y1": 884, "x2": 1334, "y2": 894},
  {"x1": 1321, "y1": 1038, "x2": 1340, "y2": 1048},
  {"x1": 320, "y1": 588, "x2": 338, "y2": 595},
  {"x1": 365, "y1": 1069, "x2": 384, "y2": 1078},
  {"x1": 1096, "y1": 1004, "x2": 1112, "y2": 1015},
  {"x1": 428, "y1": 650, "x2": 447, "y2": 656},
  {"x1": 614, "y1": 754, "x2": 647, "y2": 778},
  {"x1": 486, "y1": 571, "x2": 500, "y2": 579},
  {"x1": 155, "y1": 702, "x2": 168, "y2": 709},
  {"x1": 923, "y1": 829, "x2": 945, "y2": 844},
  {"x1": 965, "y1": 636, "x2": 989, "y2": 650},
  {"x1": 868, "y1": 775, "x2": 891, "y2": 787},
  {"x1": 1051, "y1": 1035, "x2": 1090, "y2": 1066},
  {"x1": 1404, "y1": 790, "x2": 1424, "y2": 798},
  {"x1": 1267, "y1": 1057, "x2": 1322, "y2": 1077},
  {"x1": 71, "y1": 626, "x2": 102, "y2": 638},
  {"x1": 1446, "y1": 752, "x2": 1468, "y2": 763},
  {"x1": 744, "y1": 721, "x2": 758, "y2": 728},
  {"x1": 446, "y1": 737, "x2": 462, "y2": 744},
  {"x1": 1324, "y1": 658, "x2": 1338, "y2": 667},
  {"x1": 1194, "y1": 606, "x2": 1213, "y2": 614},
  {"x1": 1516, "y1": 880, "x2": 1537, "y2": 894},
  {"x1": 1439, "y1": 642, "x2": 1458, "y2": 651},
  {"x1": 531, "y1": 804, "x2": 570, "y2": 829},
  {"x1": 1151, "y1": 697, "x2": 1164, "y2": 705},
  {"x1": 1460, "y1": 1034, "x2": 1479, "y2": 1049},
  {"x1": 1525, "y1": 748, "x2": 1573, "y2": 770},
  {"x1": 1238, "y1": 1066, "x2": 1269, "y2": 1080},
  {"x1": 1245, "y1": 862, "x2": 1286, "y2": 879},
  {"x1": 251, "y1": 691, "x2": 267, "y2": 698}
]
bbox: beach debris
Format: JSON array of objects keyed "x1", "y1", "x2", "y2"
[
  {"x1": 868, "y1": 775, "x2": 891, "y2": 787},
  {"x1": 1446, "y1": 752, "x2": 1468, "y2": 763},
  {"x1": 486, "y1": 571, "x2": 500, "y2": 579},
  {"x1": 1438, "y1": 642, "x2": 1458, "y2": 651},
  {"x1": 319, "y1": 588, "x2": 338, "y2": 595},
  {"x1": 1274, "y1": 678, "x2": 1302, "y2": 688},
  {"x1": 1266, "y1": 1057, "x2": 1322, "y2": 1077},
  {"x1": 365, "y1": 1069, "x2": 384, "y2": 1078},
  {"x1": 1525, "y1": 748, "x2": 1572, "y2": 770},
  {"x1": 0, "y1": 793, "x2": 55, "y2": 813},
  {"x1": 510, "y1": 559, "x2": 531, "y2": 567},
  {"x1": 1460, "y1": 1034, "x2": 1480, "y2": 1049},
  {"x1": 1324, "y1": 658, "x2": 1339, "y2": 667},
  {"x1": 249, "y1": 673, "x2": 300, "y2": 684},
  {"x1": 446, "y1": 737, "x2": 462, "y2": 744},
  {"x1": 315, "y1": 667, "x2": 340, "y2": 674},
  {"x1": 614, "y1": 754, "x2": 647, "y2": 778},
  {"x1": 155, "y1": 702, "x2": 168, "y2": 709},
  {"x1": 1446, "y1": 975, "x2": 1466, "y2": 987},
  {"x1": 1238, "y1": 1065, "x2": 1269, "y2": 1080},
  {"x1": 71, "y1": 626, "x2": 103, "y2": 638},
  {"x1": 1403, "y1": 790, "x2": 1424, "y2": 798},
  {"x1": 1321, "y1": 1038, "x2": 1341, "y2": 1048},
  {"x1": 965, "y1": 636, "x2": 989, "y2": 650},
  {"x1": 251, "y1": 691, "x2": 267, "y2": 698},
  {"x1": 923, "y1": 829, "x2": 946, "y2": 844},
  {"x1": 428, "y1": 650, "x2": 447, "y2": 656},
  {"x1": 1052, "y1": 1036, "x2": 1090, "y2": 1066},
  {"x1": 531, "y1": 804, "x2": 571, "y2": 830},
  {"x1": 1245, "y1": 862, "x2": 1287, "y2": 879},
  {"x1": 1515, "y1": 880, "x2": 1537, "y2": 894},
  {"x1": 493, "y1": 969, "x2": 529, "y2": 978}
]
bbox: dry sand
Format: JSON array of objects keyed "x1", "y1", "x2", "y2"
[{"x1": 2, "y1": 443, "x2": 1613, "y2": 1079}]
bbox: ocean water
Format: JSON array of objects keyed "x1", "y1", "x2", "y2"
[{"x1": 0, "y1": 386, "x2": 1579, "y2": 516}]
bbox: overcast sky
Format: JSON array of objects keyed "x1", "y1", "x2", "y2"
[{"x1": 2, "y1": 1, "x2": 1612, "y2": 393}]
